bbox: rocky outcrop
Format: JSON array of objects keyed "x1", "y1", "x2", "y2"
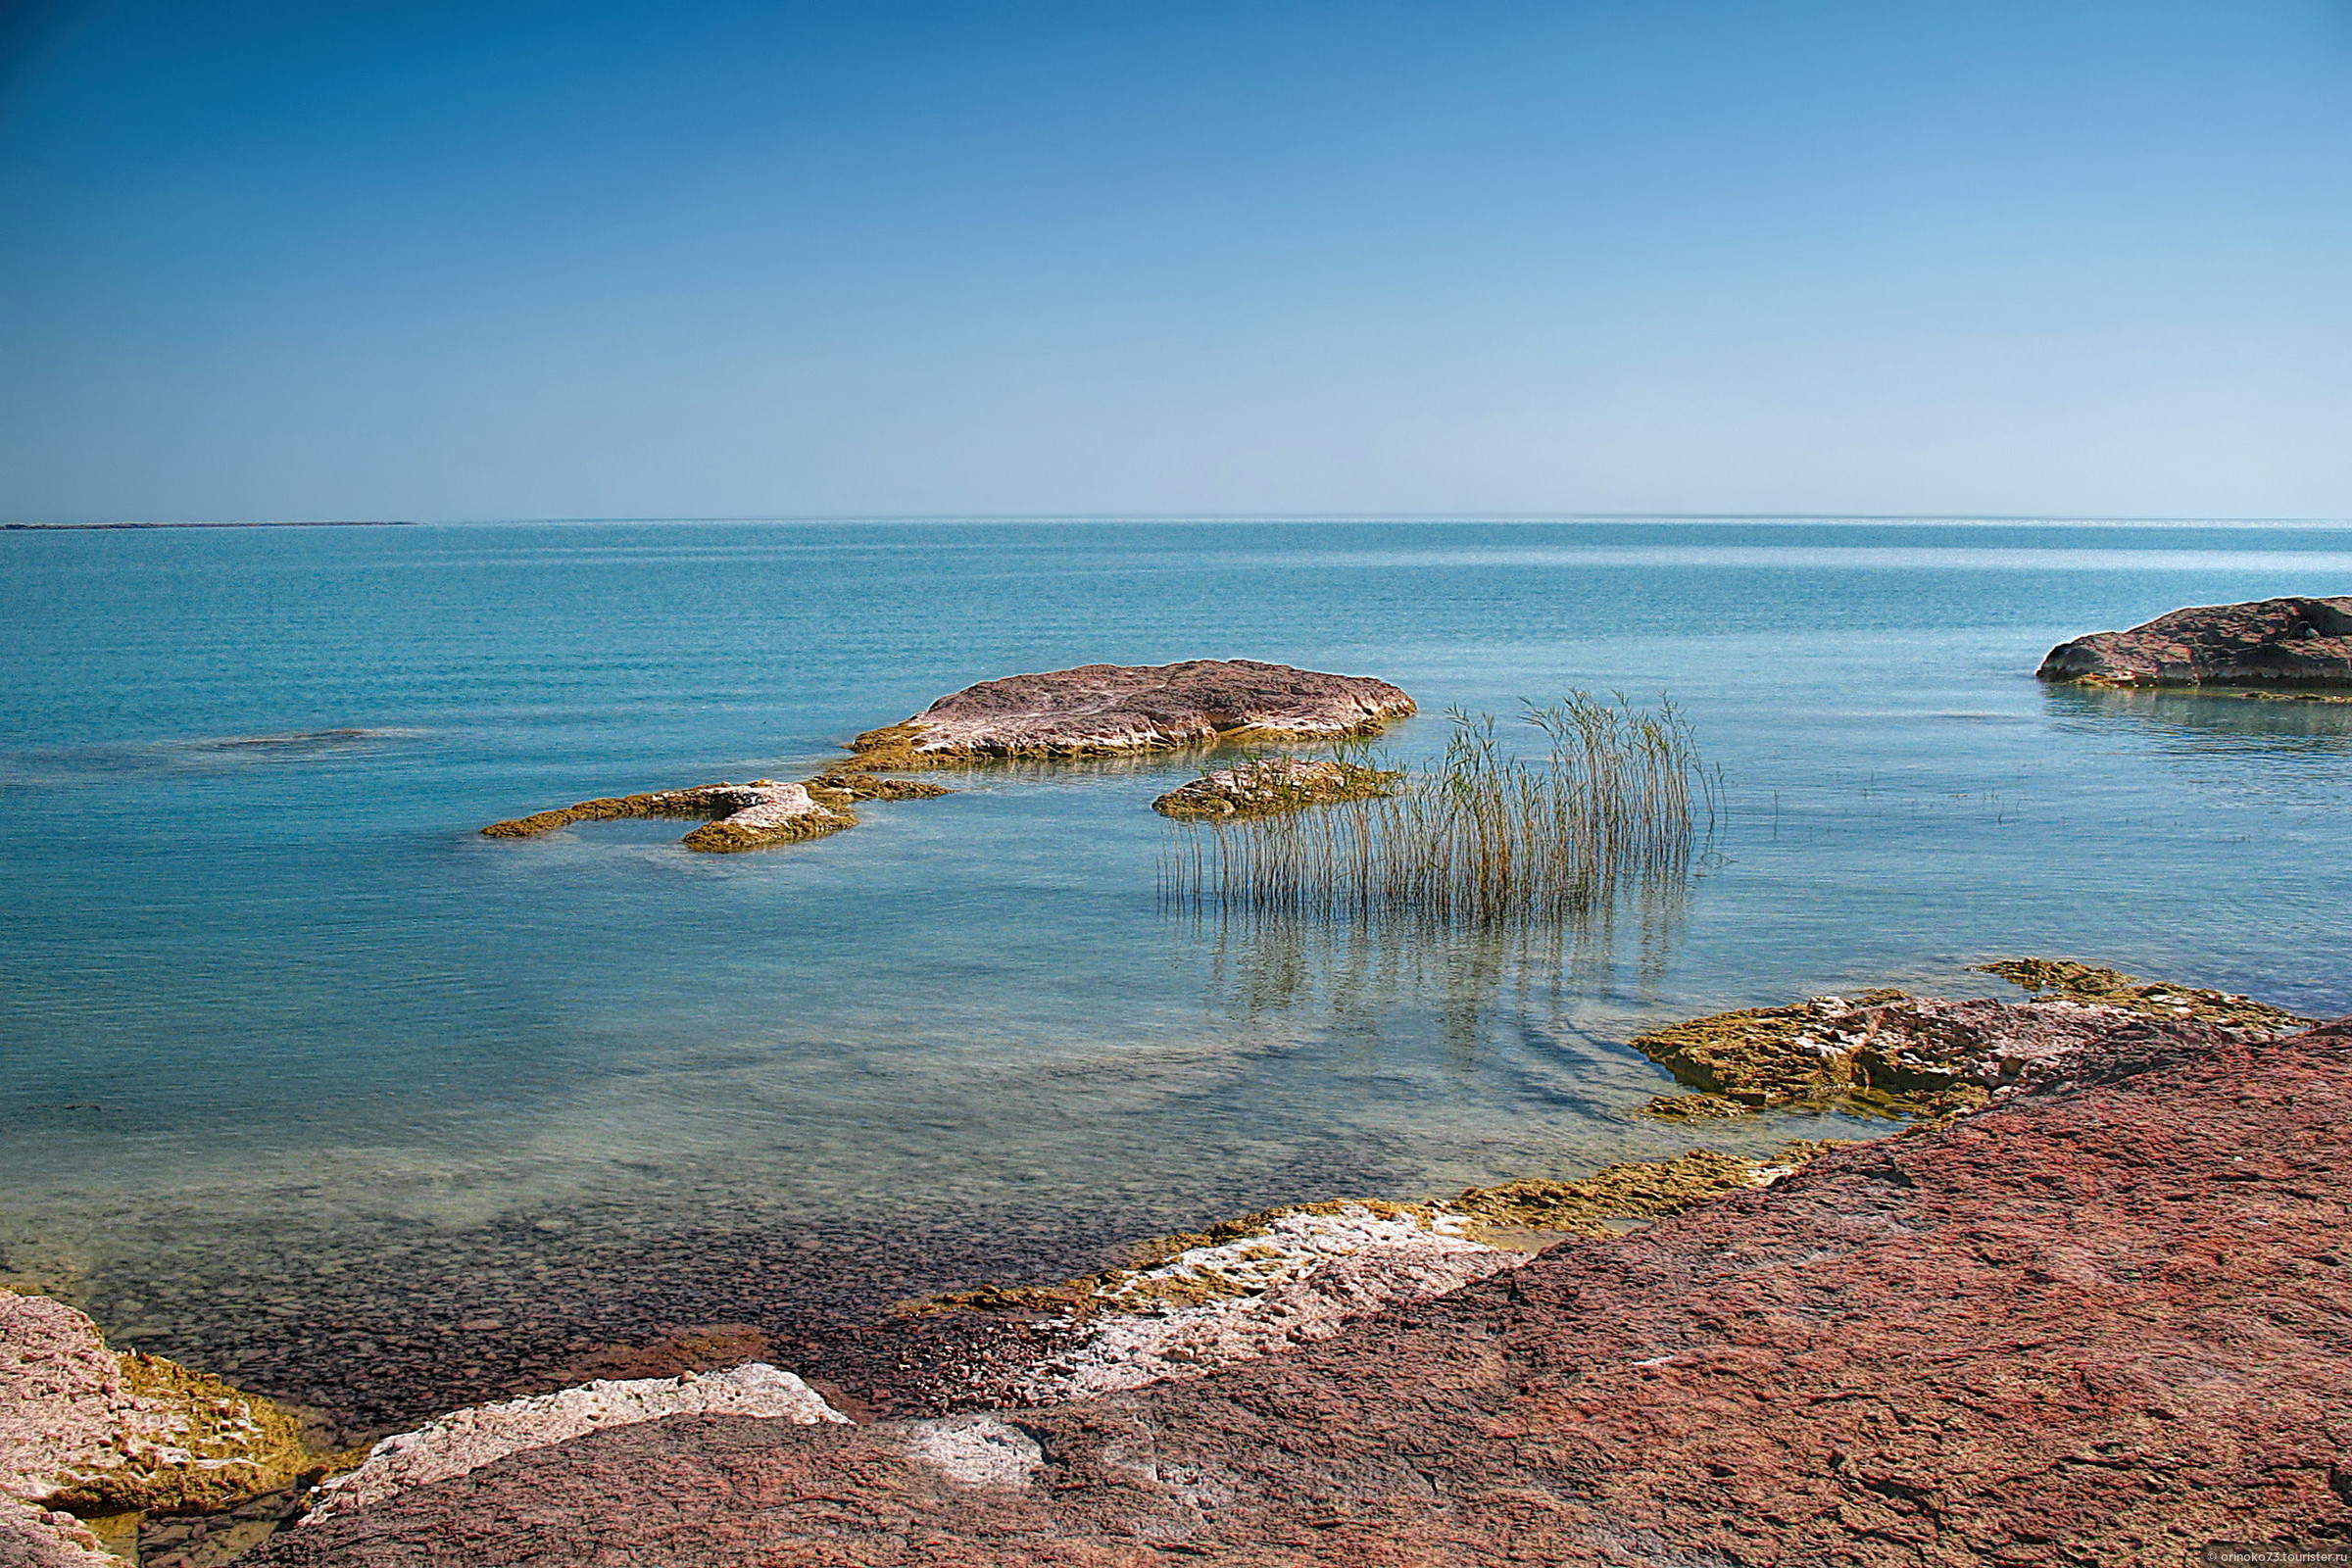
[
  {"x1": 479, "y1": 661, "x2": 1407, "y2": 849},
  {"x1": 1151, "y1": 757, "x2": 1396, "y2": 817},
  {"x1": 303, "y1": 1364, "x2": 844, "y2": 1523},
  {"x1": 849, "y1": 662, "x2": 1415, "y2": 765},
  {"x1": 0, "y1": 1291, "x2": 316, "y2": 1517},
  {"x1": 247, "y1": 1012, "x2": 2352, "y2": 1565},
  {"x1": 480, "y1": 774, "x2": 949, "y2": 853},
  {"x1": 1636, "y1": 961, "x2": 2312, "y2": 1120},
  {"x1": 2038, "y1": 595, "x2": 2352, "y2": 687}
]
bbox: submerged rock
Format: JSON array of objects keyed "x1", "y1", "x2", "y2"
[
  {"x1": 0, "y1": 1290, "x2": 317, "y2": 1518},
  {"x1": 1151, "y1": 756, "x2": 1397, "y2": 817},
  {"x1": 849, "y1": 660, "x2": 1415, "y2": 764},
  {"x1": 2038, "y1": 595, "x2": 2352, "y2": 687}
]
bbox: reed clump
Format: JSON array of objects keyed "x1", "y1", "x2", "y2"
[{"x1": 1163, "y1": 694, "x2": 1717, "y2": 926}]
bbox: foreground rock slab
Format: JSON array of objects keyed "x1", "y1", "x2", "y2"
[
  {"x1": 306, "y1": 1363, "x2": 844, "y2": 1521},
  {"x1": 2038, "y1": 595, "x2": 2352, "y2": 687},
  {"x1": 851, "y1": 661, "x2": 1415, "y2": 764},
  {"x1": 255, "y1": 1012, "x2": 2352, "y2": 1565}
]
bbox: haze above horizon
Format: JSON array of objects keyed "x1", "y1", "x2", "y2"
[{"x1": 4, "y1": 1, "x2": 2348, "y2": 523}]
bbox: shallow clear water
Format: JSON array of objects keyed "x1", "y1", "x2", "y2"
[{"x1": 3, "y1": 519, "x2": 2349, "y2": 1315}]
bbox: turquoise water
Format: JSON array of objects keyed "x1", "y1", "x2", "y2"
[{"x1": 3, "y1": 519, "x2": 2349, "y2": 1331}]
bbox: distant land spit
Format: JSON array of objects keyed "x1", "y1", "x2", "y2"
[{"x1": 2, "y1": 519, "x2": 415, "y2": 530}]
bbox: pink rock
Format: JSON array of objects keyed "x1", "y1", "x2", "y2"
[
  {"x1": 857, "y1": 661, "x2": 1415, "y2": 760},
  {"x1": 2039, "y1": 596, "x2": 2352, "y2": 686}
]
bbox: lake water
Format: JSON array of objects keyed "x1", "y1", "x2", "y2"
[{"x1": 3, "y1": 518, "x2": 2348, "y2": 1420}]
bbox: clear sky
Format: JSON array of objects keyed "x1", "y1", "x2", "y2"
[{"x1": 3, "y1": 1, "x2": 2347, "y2": 522}]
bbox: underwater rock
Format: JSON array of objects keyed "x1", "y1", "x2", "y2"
[
  {"x1": 849, "y1": 660, "x2": 1415, "y2": 764},
  {"x1": 1634, "y1": 963, "x2": 2312, "y2": 1120},
  {"x1": 0, "y1": 1290, "x2": 315, "y2": 1517},
  {"x1": 2038, "y1": 595, "x2": 2352, "y2": 687},
  {"x1": 302, "y1": 1363, "x2": 845, "y2": 1523},
  {"x1": 249, "y1": 1012, "x2": 2352, "y2": 1564},
  {"x1": 1151, "y1": 756, "x2": 1396, "y2": 817}
]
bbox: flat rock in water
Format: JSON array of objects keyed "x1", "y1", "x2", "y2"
[
  {"x1": 1151, "y1": 757, "x2": 1394, "y2": 817},
  {"x1": 851, "y1": 661, "x2": 1414, "y2": 762},
  {"x1": 2038, "y1": 595, "x2": 2352, "y2": 686},
  {"x1": 249, "y1": 1012, "x2": 2352, "y2": 1564}
]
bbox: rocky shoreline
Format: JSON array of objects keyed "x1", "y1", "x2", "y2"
[
  {"x1": 231, "y1": 1002, "x2": 2352, "y2": 1564},
  {"x1": 10, "y1": 960, "x2": 2341, "y2": 1565}
]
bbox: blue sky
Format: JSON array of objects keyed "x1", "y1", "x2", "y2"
[{"x1": 3, "y1": 1, "x2": 2347, "y2": 521}]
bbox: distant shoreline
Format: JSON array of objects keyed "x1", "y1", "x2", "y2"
[{"x1": 2, "y1": 519, "x2": 416, "y2": 530}]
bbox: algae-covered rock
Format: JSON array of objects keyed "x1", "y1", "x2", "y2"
[
  {"x1": 481, "y1": 777, "x2": 902, "y2": 854},
  {"x1": 1634, "y1": 965, "x2": 2313, "y2": 1122},
  {"x1": 1152, "y1": 756, "x2": 1398, "y2": 817},
  {"x1": 1975, "y1": 957, "x2": 2314, "y2": 1034},
  {"x1": 0, "y1": 1290, "x2": 317, "y2": 1517},
  {"x1": 1446, "y1": 1148, "x2": 1780, "y2": 1242}
]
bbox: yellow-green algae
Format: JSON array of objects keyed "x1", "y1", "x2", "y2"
[
  {"x1": 902, "y1": 1145, "x2": 1828, "y2": 1322},
  {"x1": 1631, "y1": 987, "x2": 1935, "y2": 1121},
  {"x1": 50, "y1": 1349, "x2": 320, "y2": 1515},
  {"x1": 481, "y1": 769, "x2": 950, "y2": 853},
  {"x1": 1972, "y1": 957, "x2": 2315, "y2": 1034}
]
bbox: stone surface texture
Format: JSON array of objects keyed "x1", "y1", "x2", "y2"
[
  {"x1": 1151, "y1": 757, "x2": 1396, "y2": 817},
  {"x1": 253, "y1": 1013, "x2": 2352, "y2": 1565},
  {"x1": 853, "y1": 661, "x2": 1415, "y2": 761},
  {"x1": 0, "y1": 1501, "x2": 114, "y2": 1568},
  {"x1": 0, "y1": 1290, "x2": 311, "y2": 1516},
  {"x1": 303, "y1": 1363, "x2": 845, "y2": 1522},
  {"x1": 2038, "y1": 595, "x2": 2352, "y2": 686}
]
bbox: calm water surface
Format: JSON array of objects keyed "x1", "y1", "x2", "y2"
[{"x1": 3, "y1": 519, "x2": 2348, "y2": 1350}]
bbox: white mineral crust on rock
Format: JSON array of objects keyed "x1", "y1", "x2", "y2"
[
  {"x1": 304, "y1": 1362, "x2": 847, "y2": 1522},
  {"x1": 1014, "y1": 1204, "x2": 1527, "y2": 1403},
  {"x1": 904, "y1": 1416, "x2": 1044, "y2": 1489}
]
